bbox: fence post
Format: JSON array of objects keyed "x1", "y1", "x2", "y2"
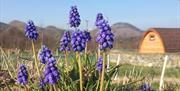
[{"x1": 159, "y1": 55, "x2": 168, "y2": 91}]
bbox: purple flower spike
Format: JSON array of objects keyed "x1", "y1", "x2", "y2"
[
  {"x1": 83, "y1": 31, "x2": 91, "y2": 42},
  {"x1": 95, "y1": 13, "x2": 104, "y2": 27},
  {"x1": 17, "y1": 64, "x2": 28, "y2": 85},
  {"x1": 38, "y1": 76, "x2": 45, "y2": 89},
  {"x1": 38, "y1": 46, "x2": 59, "y2": 85},
  {"x1": 96, "y1": 19, "x2": 114, "y2": 50},
  {"x1": 96, "y1": 57, "x2": 103, "y2": 72},
  {"x1": 69, "y1": 6, "x2": 81, "y2": 28},
  {"x1": 38, "y1": 45, "x2": 53, "y2": 64},
  {"x1": 59, "y1": 31, "x2": 71, "y2": 51},
  {"x1": 44, "y1": 57, "x2": 60, "y2": 85},
  {"x1": 24, "y1": 20, "x2": 39, "y2": 40},
  {"x1": 71, "y1": 29, "x2": 86, "y2": 52},
  {"x1": 140, "y1": 83, "x2": 150, "y2": 91}
]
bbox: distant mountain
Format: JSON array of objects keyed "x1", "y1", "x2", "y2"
[
  {"x1": 111, "y1": 22, "x2": 142, "y2": 49},
  {"x1": 8, "y1": 20, "x2": 65, "y2": 35},
  {"x1": 0, "y1": 22, "x2": 9, "y2": 31},
  {"x1": 111, "y1": 22, "x2": 142, "y2": 38},
  {"x1": 9, "y1": 20, "x2": 25, "y2": 31},
  {"x1": 90, "y1": 22, "x2": 143, "y2": 49},
  {"x1": 44, "y1": 25, "x2": 64, "y2": 38},
  {"x1": 90, "y1": 22, "x2": 142, "y2": 38},
  {"x1": 0, "y1": 20, "x2": 143, "y2": 50},
  {"x1": 0, "y1": 20, "x2": 65, "y2": 49}
]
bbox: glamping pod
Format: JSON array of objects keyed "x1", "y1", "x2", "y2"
[{"x1": 139, "y1": 28, "x2": 180, "y2": 53}]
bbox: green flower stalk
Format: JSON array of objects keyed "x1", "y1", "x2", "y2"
[
  {"x1": 76, "y1": 52, "x2": 83, "y2": 91},
  {"x1": 53, "y1": 84, "x2": 58, "y2": 91},
  {"x1": 25, "y1": 85, "x2": 28, "y2": 91},
  {"x1": 100, "y1": 52, "x2": 106, "y2": 91},
  {"x1": 31, "y1": 40, "x2": 40, "y2": 76},
  {"x1": 64, "y1": 50, "x2": 68, "y2": 67}
]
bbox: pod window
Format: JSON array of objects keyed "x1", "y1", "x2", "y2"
[{"x1": 149, "y1": 34, "x2": 155, "y2": 41}]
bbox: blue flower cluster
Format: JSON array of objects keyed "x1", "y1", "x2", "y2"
[
  {"x1": 59, "y1": 31, "x2": 71, "y2": 51},
  {"x1": 43, "y1": 57, "x2": 60, "y2": 85},
  {"x1": 140, "y1": 83, "x2": 150, "y2": 91},
  {"x1": 69, "y1": 6, "x2": 81, "y2": 28},
  {"x1": 38, "y1": 45, "x2": 60, "y2": 85},
  {"x1": 83, "y1": 31, "x2": 91, "y2": 42},
  {"x1": 96, "y1": 57, "x2": 103, "y2": 72},
  {"x1": 24, "y1": 20, "x2": 39, "y2": 40},
  {"x1": 38, "y1": 76, "x2": 45, "y2": 89},
  {"x1": 38, "y1": 45, "x2": 53, "y2": 64},
  {"x1": 17, "y1": 64, "x2": 28, "y2": 85},
  {"x1": 95, "y1": 13, "x2": 104, "y2": 27},
  {"x1": 96, "y1": 19, "x2": 114, "y2": 50},
  {"x1": 71, "y1": 29, "x2": 86, "y2": 52}
]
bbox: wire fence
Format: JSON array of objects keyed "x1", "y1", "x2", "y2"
[{"x1": 108, "y1": 52, "x2": 180, "y2": 68}]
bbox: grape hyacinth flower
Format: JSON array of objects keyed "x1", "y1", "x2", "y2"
[
  {"x1": 96, "y1": 18, "x2": 114, "y2": 91},
  {"x1": 69, "y1": 5, "x2": 83, "y2": 91},
  {"x1": 26, "y1": 20, "x2": 40, "y2": 76},
  {"x1": 44, "y1": 56, "x2": 60, "y2": 85},
  {"x1": 38, "y1": 45, "x2": 53, "y2": 64},
  {"x1": 96, "y1": 19, "x2": 114, "y2": 50},
  {"x1": 69, "y1": 6, "x2": 81, "y2": 28},
  {"x1": 17, "y1": 64, "x2": 28, "y2": 85},
  {"x1": 24, "y1": 20, "x2": 39, "y2": 40},
  {"x1": 83, "y1": 30, "x2": 91, "y2": 42},
  {"x1": 83, "y1": 30, "x2": 91, "y2": 58},
  {"x1": 140, "y1": 83, "x2": 150, "y2": 91},
  {"x1": 95, "y1": 13, "x2": 104, "y2": 27},
  {"x1": 59, "y1": 31, "x2": 71, "y2": 51},
  {"x1": 38, "y1": 77, "x2": 45, "y2": 89},
  {"x1": 96, "y1": 57, "x2": 103, "y2": 72},
  {"x1": 71, "y1": 29, "x2": 86, "y2": 52}
]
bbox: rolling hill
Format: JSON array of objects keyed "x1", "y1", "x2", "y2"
[
  {"x1": 0, "y1": 21, "x2": 65, "y2": 49},
  {"x1": 90, "y1": 22, "x2": 143, "y2": 49},
  {"x1": 0, "y1": 20, "x2": 143, "y2": 50}
]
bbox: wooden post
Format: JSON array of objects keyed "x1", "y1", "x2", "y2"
[{"x1": 159, "y1": 55, "x2": 168, "y2": 91}]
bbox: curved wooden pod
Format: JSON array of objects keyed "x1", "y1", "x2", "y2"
[
  {"x1": 139, "y1": 28, "x2": 180, "y2": 53},
  {"x1": 139, "y1": 28, "x2": 165, "y2": 53}
]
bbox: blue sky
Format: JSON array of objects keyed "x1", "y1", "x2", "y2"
[{"x1": 0, "y1": 0, "x2": 180, "y2": 30}]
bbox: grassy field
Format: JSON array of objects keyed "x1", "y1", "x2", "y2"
[
  {"x1": 111, "y1": 63, "x2": 180, "y2": 90},
  {"x1": 113, "y1": 63, "x2": 180, "y2": 78},
  {"x1": 0, "y1": 49, "x2": 180, "y2": 90}
]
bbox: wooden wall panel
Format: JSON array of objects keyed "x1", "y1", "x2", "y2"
[{"x1": 139, "y1": 32, "x2": 165, "y2": 53}]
